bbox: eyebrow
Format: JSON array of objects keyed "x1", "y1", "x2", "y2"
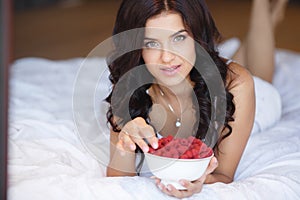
[{"x1": 144, "y1": 29, "x2": 188, "y2": 40}]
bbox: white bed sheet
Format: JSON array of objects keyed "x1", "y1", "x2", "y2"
[{"x1": 8, "y1": 39, "x2": 300, "y2": 200}]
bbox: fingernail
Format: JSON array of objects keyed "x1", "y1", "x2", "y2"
[
  {"x1": 158, "y1": 184, "x2": 163, "y2": 190},
  {"x1": 143, "y1": 146, "x2": 149, "y2": 152},
  {"x1": 179, "y1": 180, "x2": 185, "y2": 186},
  {"x1": 152, "y1": 142, "x2": 158, "y2": 149},
  {"x1": 130, "y1": 144, "x2": 135, "y2": 151},
  {"x1": 167, "y1": 185, "x2": 172, "y2": 191},
  {"x1": 213, "y1": 158, "x2": 218, "y2": 165}
]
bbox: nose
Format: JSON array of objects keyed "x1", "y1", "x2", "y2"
[{"x1": 161, "y1": 49, "x2": 175, "y2": 63}]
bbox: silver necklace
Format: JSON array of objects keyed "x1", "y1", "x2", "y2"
[{"x1": 158, "y1": 89, "x2": 182, "y2": 128}]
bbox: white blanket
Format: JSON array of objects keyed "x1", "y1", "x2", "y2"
[{"x1": 8, "y1": 39, "x2": 300, "y2": 200}]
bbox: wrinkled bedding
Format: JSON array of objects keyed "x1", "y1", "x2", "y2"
[{"x1": 8, "y1": 39, "x2": 300, "y2": 200}]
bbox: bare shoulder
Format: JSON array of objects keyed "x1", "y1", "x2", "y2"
[{"x1": 226, "y1": 61, "x2": 254, "y2": 92}]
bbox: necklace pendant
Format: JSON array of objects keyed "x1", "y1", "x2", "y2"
[{"x1": 175, "y1": 119, "x2": 181, "y2": 127}]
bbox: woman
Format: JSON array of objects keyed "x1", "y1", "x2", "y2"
[{"x1": 105, "y1": 0, "x2": 286, "y2": 198}]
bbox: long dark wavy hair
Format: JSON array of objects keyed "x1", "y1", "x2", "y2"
[{"x1": 105, "y1": 0, "x2": 235, "y2": 153}]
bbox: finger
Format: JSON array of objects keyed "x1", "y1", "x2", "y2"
[
  {"x1": 119, "y1": 131, "x2": 136, "y2": 151},
  {"x1": 179, "y1": 179, "x2": 194, "y2": 190},
  {"x1": 124, "y1": 118, "x2": 155, "y2": 151},
  {"x1": 165, "y1": 184, "x2": 191, "y2": 199},
  {"x1": 205, "y1": 156, "x2": 218, "y2": 175},
  {"x1": 116, "y1": 140, "x2": 125, "y2": 151},
  {"x1": 157, "y1": 183, "x2": 172, "y2": 196},
  {"x1": 131, "y1": 137, "x2": 149, "y2": 152},
  {"x1": 133, "y1": 117, "x2": 158, "y2": 149},
  {"x1": 122, "y1": 130, "x2": 149, "y2": 152},
  {"x1": 115, "y1": 140, "x2": 127, "y2": 156},
  {"x1": 139, "y1": 125, "x2": 158, "y2": 149},
  {"x1": 180, "y1": 180, "x2": 202, "y2": 194},
  {"x1": 151, "y1": 176, "x2": 161, "y2": 185},
  {"x1": 120, "y1": 128, "x2": 150, "y2": 152}
]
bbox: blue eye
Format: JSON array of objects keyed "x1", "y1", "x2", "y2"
[
  {"x1": 144, "y1": 41, "x2": 160, "y2": 49},
  {"x1": 173, "y1": 35, "x2": 186, "y2": 43}
]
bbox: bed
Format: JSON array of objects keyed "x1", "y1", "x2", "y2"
[{"x1": 8, "y1": 38, "x2": 300, "y2": 200}]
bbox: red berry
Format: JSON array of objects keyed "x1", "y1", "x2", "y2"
[
  {"x1": 179, "y1": 138, "x2": 189, "y2": 146},
  {"x1": 148, "y1": 135, "x2": 213, "y2": 159},
  {"x1": 179, "y1": 154, "x2": 189, "y2": 159},
  {"x1": 148, "y1": 147, "x2": 155, "y2": 153}
]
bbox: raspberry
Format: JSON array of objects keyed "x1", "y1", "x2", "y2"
[
  {"x1": 149, "y1": 135, "x2": 213, "y2": 159},
  {"x1": 177, "y1": 146, "x2": 188, "y2": 154},
  {"x1": 179, "y1": 138, "x2": 189, "y2": 146},
  {"x1": 191, "y1": 149, "x2": 199, "y2": 157},
  {"x1": 148, "y1": 146, "x2": 155, "y2": 153},
  {"x1": 179, "y1": 154, "x2": 189, "y2": 159}
]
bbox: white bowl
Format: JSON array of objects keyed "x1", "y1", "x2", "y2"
[{"x1": 144, "y1": 152, "x2": 213, "y2": 190}]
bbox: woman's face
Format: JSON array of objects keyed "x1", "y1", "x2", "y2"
[{"x1": 142, "y1": 12, "x2": 196, "y2": 87}]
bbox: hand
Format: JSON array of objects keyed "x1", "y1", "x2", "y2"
[
  {"x1": 116, "y1": 117, "x2": 158, "y2": 154},
  {"x1": 155, "y1": 156, "x2": 218, "y2": 198}
]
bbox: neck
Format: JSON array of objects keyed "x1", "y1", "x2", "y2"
[
  {"x1": 153, "y1": 81, "x2": 194, "y2": 116},
  {"x1": 156, "y1": 80, "x2": 194, "y2": 101}
]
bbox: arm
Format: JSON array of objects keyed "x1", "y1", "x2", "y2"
[
  {"x1": 154, "y1": 63, "x2": 255, "y2": 198},
  {"x1": 106, "y1": 117, "x2": 158, "y2": 177},
  {"x1": 206, "y1": 63, "x2": 256, "y2": 183},
  {"x1": 106, "y1": 129, "x2": 137, "y2": 177}
]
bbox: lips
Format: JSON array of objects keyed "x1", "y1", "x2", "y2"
[{"x1": 161, "y1": 65, "x2": 181, "y2": 74}]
